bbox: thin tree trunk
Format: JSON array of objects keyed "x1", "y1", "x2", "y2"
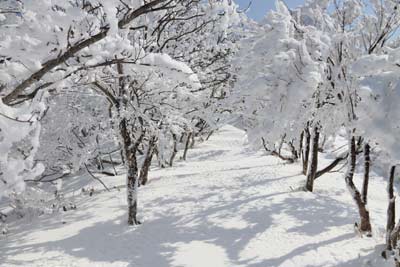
[
  {"x1": 277, "y1": 134, "x2": 286, "y2": 156},
  {"x1": 386, "y1": 166, "x2": 396, "y2": 252},
  {"x1": 299, "y1": 131, "x2": 304, "y2": 161},
  {"x1": 139, "y1": 136, "x2": 156, "y2": 186},
  {"x1": 362, "y1": 143, "x2": 370, "y2": 204},
  {"x1": 109, "y1": 153, "x2": 118, "y2": 176},
  {"x1": 303, "y1": 127, "x2": 311, "y2": 175},
  {"x1": 206, "y1": 130, "x2": 214, "y2": 141},
  {"x1": 169, "y1": 133, "x2": 178, "y2": 167},
  {"x1": 190, "y1": 133, "x2": 195, "y2": 148},
  {"x1": 182, "y1": 132, "x2": 192, "y2": 161},
  {"x1": 120, "y1": 148, "x2": 125, "y2": 165},
  {"x1": 305, "y1": 126, "x2": 319, "y2": 192},
  {"x1": 345, "y1": 136, "x2": 372, "y2": 234}
]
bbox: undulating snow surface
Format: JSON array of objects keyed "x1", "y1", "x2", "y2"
[{"x1": 0, "y1": 125, "x2": 393, "y2": 267}]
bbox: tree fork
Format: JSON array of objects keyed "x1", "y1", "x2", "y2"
[{"x1": 139, "y1": 136, "x2": 156, "y2": 186}]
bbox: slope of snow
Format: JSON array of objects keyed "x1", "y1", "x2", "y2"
[{"x1": 0, "y1": 125, "x2": 394, "y2": 267}]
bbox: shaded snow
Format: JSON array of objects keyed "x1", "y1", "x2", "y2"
[{"x1": 0, "y1": 125, "x2": 394, "y2": 267}]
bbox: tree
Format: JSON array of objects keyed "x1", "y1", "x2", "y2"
[
  {"x1": 232, "y1": 1, "x2": 323, "y2": 171},
  {"x1": 0, "y1": 0, "x2": 241, "y2": 225}
]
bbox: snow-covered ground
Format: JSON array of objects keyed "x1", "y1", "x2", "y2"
[{"x1": 0, "y1": 125, "x2": 394, "y2": 267}]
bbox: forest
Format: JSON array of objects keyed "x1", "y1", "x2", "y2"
[{"x1": 1, "y1": 0, "x2": 400, "y2": 266}]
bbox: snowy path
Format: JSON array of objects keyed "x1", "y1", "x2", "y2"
[{"x1": 0, "y1": 125, "x2": 392, "y2": 267}]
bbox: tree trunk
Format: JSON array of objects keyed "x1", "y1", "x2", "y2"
[
  {"x1": 119, "y1": 119, "x2": 140, "y2": 225},
  {"x1": 299, "y1": 131, "x2": 304, "y2": 161},
  {"x1": 305, "y1": 126, "x2": 319, "y2": 192},
  {"x1": 126, "y1": 158, "x2": 139, "y2": 225},
  {"x1": 182, "y1": 132, "x2": 192, "y2": 161},
  {"x1": 345, "y1": 136, "x2": 372, "y2": 234},
  {"x1": 303, "y1": 127, "x2": 311, "y2": 175},
  {"x1": 387, "y1": 166, "x2": 396, "y2": 252},
  {"x1": 362, "y1": 143, "x2": 370, "y2": 204},
  {"x1": 139, "y1": 136, "x2": 156, "y2": 186},
  {"x1": 169, "y1": 133, "x2": 178, "y2": 167},
  {"x1": 318, "y1": 134, "x2": 326, "y2": 152},
  {"x1": 277, "y1": 134, "x2": 286, "y2": 156},
  {"x1": 390, "y1": 218, "x2": 400, "y2": 266},
  {"x1": 190, "y1": 133, "x2": 195, "y2": 148},
  {"x1": 288, "y1": 141, "x2": 298, "y2": 160},
  {"x1": 206, "y1": 130, "x2": 214, "y2": 141}
]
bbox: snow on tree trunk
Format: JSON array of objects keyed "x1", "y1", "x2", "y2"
[
  {"x1": 345, "y1": 136, "x2": 372, "y2": 235},
  {"x1": 126, "y1": 160, "x2": 139, "y2": 226},
  {"x1": 390, "y1": 219, "x2": 400, "y2": 265},
  {"x1": 305, "y1": 126, "x2": 319, "y2": 192},
  {"x1": 302, "y1": 127, "x2": 311, "y2": 175},
  {"x1": 119, "y1": 119, "x2": 139, "y2": 225}
]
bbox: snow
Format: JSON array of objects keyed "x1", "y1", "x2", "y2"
[
  {"x1": 140, "y1": 53, "x2": 201, "y2": 90},
  {"x1": 0, "y1": 125, "x2": 394, "y2": 267}
]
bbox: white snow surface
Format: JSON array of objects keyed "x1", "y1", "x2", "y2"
[{"x1": 0, "y1": 125, "x2": 394, "y2": 267}]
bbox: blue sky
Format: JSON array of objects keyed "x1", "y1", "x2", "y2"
[{"x1": 235, "y1": 0, "x2": 306, "y2": 21}]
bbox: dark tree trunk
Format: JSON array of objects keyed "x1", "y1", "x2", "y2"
[
  {"x1": 305, "y1": 126, "x2": 319, "y2": 192},
  {"x1": 169, "y1": 133, "x2": 178, "y2": 167},
  {"x1": 139, "y1": 136, "x2": 156, "y2": 186},
  {"x1": 288, "y1": 140, "x2": 298, "y2": 160},
  {"x1": 390, "y1": 218, "x2": 400, "y2": 266},
  {"x1": 345, "y1": 136, "x2": 372, "y2": 234},
  {"x1": 126, "y1": 158, "x2": 139, "y2": 225},
  {"x1": 277, "y1": 134, "x2": 286, "y2": 156},
  {"x1": 182, "y1": 132, "x2": 192, "y2": 161},
  {"x1": 206, "y1": 130, "x2": 214, "y2": 141},
  {"x1": 299, "y1": 131, "x2": 304, "y2": 161},
  {"x1": 120, "y1": 148, "x2": 125, "y2": 165},
  {"x1": 362, "y1": 143, "x2": 370, "y2": 204},
  {"x1": 386, "y1": 166, "x2": 396, "y2": 252},
  {"x1": 303, "y1": 127, "x2": 311, "y2": 175}
]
